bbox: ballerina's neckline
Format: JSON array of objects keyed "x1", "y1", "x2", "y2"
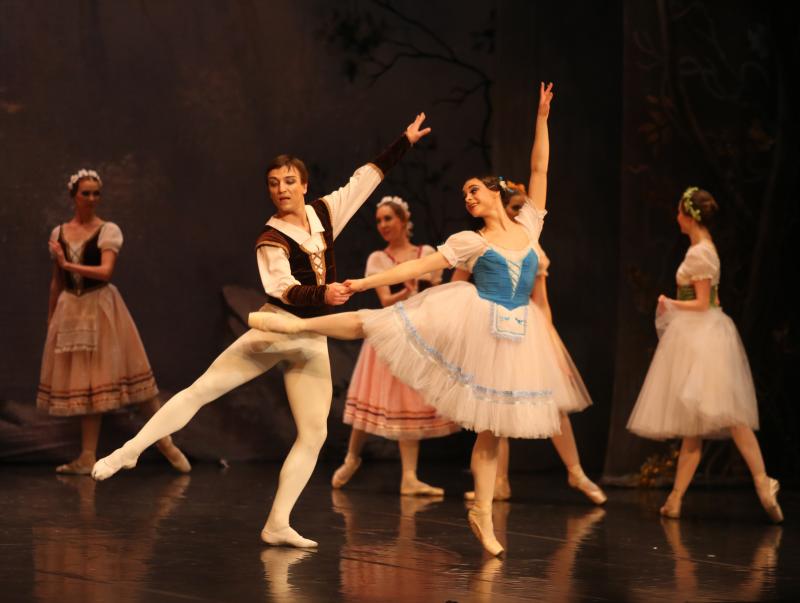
[
  {"x1": 476, "y1": 228, "x2": 532, "y2": 253},
  {"x1": 61, "y1": 221, "x2": 106, "y2": 248}
]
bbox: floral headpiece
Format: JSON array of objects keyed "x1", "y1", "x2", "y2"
[
  {"x1": 681, "y1": 186, "x2": 701, "y2": 222},
  {"x1": 67, "y1": 169, "x2": 102, "y2": 192},
  {"x1": 376, "y1": 195, "x2": 411, "y2": 219}
]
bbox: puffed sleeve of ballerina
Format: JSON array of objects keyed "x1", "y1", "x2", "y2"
[
  {"x1": 685, "y1": 243, "x2": 720, "y2": 283},
  {"x1": 98, "y1": 222, "x2": 124, "y2": 253},
  {"x1": 256, "y1": 245, "x2": 302, "y2": 299},
  {"x1": 48, "y1": 226, "x2": 60, "y2": 258},
  {"x1": 324, "y1": 134, "x2": 412, "y2": 239},
  {"x1": 515, "y1": 201, "x2": 547, "y2": 242},
  {"x1": 365, "y1": 251, "x2": 392, "y2": 277},
  {"x1": 437, "y1": 231, "x2": 487, "y2": 269}
]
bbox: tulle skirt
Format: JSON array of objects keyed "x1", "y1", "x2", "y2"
[
  {"x1": 546, "y1": 323, "x2": 593, "y2": 413},
  {"x1": 627, "y1": 306, "x2": 758, "y2": 440},
  {"x1": 358, "y1": 282, "x2": 575, "y2": 439},
  {"x1": 37, "y1": 285, "x2": 158, "y2": 416},
  {"x1": 344, "y1": 341, "x2": 461, "y2": 440}
]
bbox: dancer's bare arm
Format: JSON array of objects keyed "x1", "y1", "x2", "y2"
[
  {"x1": 48, "y1": 240, "x2": 117, "y2": 281},
  {"x1": 528, "y1": 82, "x2": 553, "y2": 212},
  {"x1": 346, "y1": 253, "x2": 450, "y2": 293}
]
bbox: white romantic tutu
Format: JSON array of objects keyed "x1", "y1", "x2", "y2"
[
  {"x1": 546, "y1": 324, "x2": 593, "y2": 413},
  {"x1": 627, "y1": 306, "x2": 758, "y2": 439},
  {"x1": 358, "y1": 281, "x2": 577, "y2": 439}
]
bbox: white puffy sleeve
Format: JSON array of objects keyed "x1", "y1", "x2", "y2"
[
  {"x1": 684, "y1": 243, "x2": 720, "y2": 283},
  {"x1": 436, "y1": 231, "x2": 487, "y2": 270},
  {"x1": 364, "y1": 251, "x2": 393, "y2": 277},
  {"x1": 323, "y1": 164, "x2": 384, "y2": 239},
  {"x1": 48, "y1": 226, "x2": 60, "y2": 258},
  {"x1": 515, "y1": 201, "x2": 547, "y2": 242},
  {"x1": 98, "y1": 222, "x2": 124, "y2": 253},
  {"x1": 256, "y1": 245, "x2": 301, "y2": 300}
]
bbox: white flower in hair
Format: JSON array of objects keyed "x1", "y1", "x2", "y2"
[
  {"x1": 67, "y1": 168, "x2": 102, "y2": 191},
  {"x1": 376, "y1": 195, "x2": 411, "y2": 218}
]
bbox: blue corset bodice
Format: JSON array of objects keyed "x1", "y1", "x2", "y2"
[{"x1": 472, "y1": 248, "x2": 538, "y2": 310}]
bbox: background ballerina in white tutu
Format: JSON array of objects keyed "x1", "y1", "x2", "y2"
[{"x1": 627, "y1": 187, "x2": 783, "y2": 523}]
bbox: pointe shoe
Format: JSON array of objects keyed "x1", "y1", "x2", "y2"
[
  {"x1": 56, "y1": 458, "x2": 94, "y2": 475},
  {"x1": 567, "y1": 467, "x2": 607, "y2": 505},
  {"x1": 464, "y1": 478, "x2": 511, "y2": 502},
  {"x1": 755, "y1": 475, "x2": 784, "y2": 524},
  {"x1": 331, "y1": 456, "x2": 362, "y2": 489},
  {"x1": 467, "y1": 508, "x2": 504, "y2": 556},
  {"x1": 400, "y1": 481, "x2": 445, "y2": 497},
  {"x1": 159, "y1": 444, "x2": 192, "y2": 473},
  {"x1": 261, "y1": 526, "x2": 318, "y2": 548},
  {"x1": 660, "y1": 490, "x2": 682, "y2": 519},
  {"x1": 91, "y1": 446, "x2": 138, "y2": 481},
  {"x1": 248, "y1": 311, "x2": 305, "y2": 334}
]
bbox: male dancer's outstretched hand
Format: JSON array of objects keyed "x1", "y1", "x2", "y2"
[
  {"x1": 405, "y1": 112, "x2": 431, "y2": 144},
  {"x1": 325, "y1": 282, "x2": 352, "y2": 305}
]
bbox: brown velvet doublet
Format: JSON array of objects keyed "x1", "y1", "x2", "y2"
[{"x1": 254, "y1": 198, "x2": 337, "y2": 318}]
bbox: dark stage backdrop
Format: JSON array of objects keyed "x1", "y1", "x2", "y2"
[
  {"x1": 3, "y1": 1, "x2": 794, "y2": 481},
  {"x1": 0, "y1": 0, "x2": 622, "y2": 470}
]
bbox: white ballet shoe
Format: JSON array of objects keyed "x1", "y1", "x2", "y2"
[
  {"x1": 248, "y1": 312, "x2": 305, "y2": 334},
  {"x1": 567, "y1": 466, "x2": 607, "y2": 505},
  {"x1": 754, "y1": 474, "x2": 784, "y2": 524},
  {"x1": 91, "y1": 446, "x2": 138, "y2": 481},
  {"x1": 400, "y1": 479, "x2": 445, "y2": 497},
  {"x1": 467, "y1": 507, "x2": 504, "y2": 557},
  {"x1": 660, "y1": 489, "x2": 683, "y2": 519},
  {"x1": 261, "y1": 526, "x2": 318, "y2": 549},
  {"x1": 331, "y1": 455, "x2": 362, "y2": 489},
  {"x1": 162, "y1": 445, "x2": 192, "y2": 474}
]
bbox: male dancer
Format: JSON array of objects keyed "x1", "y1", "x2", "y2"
[{"x1": 92, "y1": 113, "x2": 431, "y2": 548}]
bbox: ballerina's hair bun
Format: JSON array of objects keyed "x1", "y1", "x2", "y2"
[{"x1": 681, "y1": 187, "x2": 719, "y2": 228}]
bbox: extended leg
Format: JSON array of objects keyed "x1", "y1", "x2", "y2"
[
  {"x1": 92, "y1": 329, "x2": 281, "y2": 480},
  {"x1": 731, "y1": 425, "x2": 783, "y2": 523},
  {"x1": 399, "y1": 439, "x2": 444, "y2": 496},
  {"x1": 262, "y1": 347, "x2": 332, "y2": 548},
  {"x1": 331, "y1": 428, "x2": 368, "y2": 488},
  {"x1": 661, "y1": 437, "x2": 702, "y2": 518},
  {"x1": 57, "y1": 414, "x2": 102, "y2": 474},
  {"x1": 468, "y1": 430, "x2": 504, "y2": 556},
  {"x1": 141, "y1": 397, "x2": 192, "y2": 473},
  {"x1": 552, "y1": 414, "x2": 607, "y2": 504},
  {"x1": 249, "y1": 310, "x2": 365, "y2": 340}
]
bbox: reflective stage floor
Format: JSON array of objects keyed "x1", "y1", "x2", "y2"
[{"x1": 1, "y1": 462, "x2": 797, "y2": 602}]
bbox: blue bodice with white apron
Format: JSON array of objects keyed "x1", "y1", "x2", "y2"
[{"x1": 472, "y1": 247, "x2": 539, "y2": 341}]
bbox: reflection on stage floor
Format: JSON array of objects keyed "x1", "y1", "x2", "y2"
[{"x1": 0, "y1": 462, "x2": 796, "y2": 602}]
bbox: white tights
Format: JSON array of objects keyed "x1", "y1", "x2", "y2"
[{"x1": 123, "y1": 327, "x2": 332, "y2": 533}]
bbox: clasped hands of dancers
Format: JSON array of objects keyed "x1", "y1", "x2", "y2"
[{"x1": 79, "y1": 82, "x2": 780, "y2": 559}]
